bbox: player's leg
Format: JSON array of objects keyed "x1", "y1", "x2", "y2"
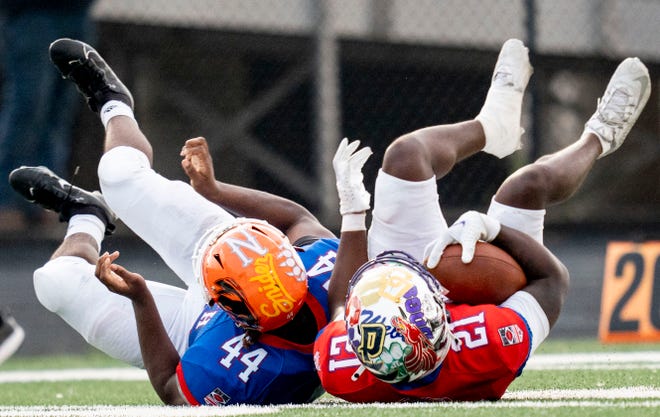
[
  {"x1": 10, "y1": 167, "x2": 203, "y2": 367},
  {"x1": 34, "y1": 251, "x2": 199, "y2": 368},
  {"x1": 48, "y1": 39, "x2": 235, "y2": 285},
  {"x1": 489, "y1": 57, "x2": 651, "y2": 240},
  {"x1": 97, "y1": 147, "x2": 235, "y2": 285},
  {"x1": 490, "y1": 134, "x2": 601, "y2": 351},
  {"x1": 35, "y1": 254, "x2": 200, "y2": 368},
  {"x1": 369, "y1": 39, "x2": 533, "y2": 260},
  {"x1": 491, "y1": 57, "x2": 651, "y2": 352},
  {"x1": 381, "y1": 39, "x2": 532, "y2": 182}
]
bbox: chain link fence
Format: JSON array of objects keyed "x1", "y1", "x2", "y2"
[{"x1": 68, "y1": 0, "x2": 659, "y2": 233}]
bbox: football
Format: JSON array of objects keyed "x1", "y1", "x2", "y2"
[{"x1": 427, "y1": 241, "x2": 526, "y2": 305}]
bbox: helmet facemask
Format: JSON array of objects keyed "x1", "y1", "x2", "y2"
[{"x1": 213, "y1": 278, "x2": 260, "y2": 330}]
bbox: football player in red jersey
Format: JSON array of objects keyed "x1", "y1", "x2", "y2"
[{"x1": 314, "y1": 40, "x2": 651, "y2": 401}]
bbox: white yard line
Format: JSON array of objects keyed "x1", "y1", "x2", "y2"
[
  {"x1": 0, "y1": 351, "x2": 658, "y2": 416},
  {"x1": 0, "y1": 405, "x2": 278, "y2": 417},
  {"x1": 525, "y1": 351, "x2": 660, "y2": 370},
  {"x1": 504, "y1": 386, "x2": 660, "y2": 400},
  {"x1": 1, "y1": 399, "x2": 659, "y2": 417},
  {"x1": 2, "y1": 351, "x2": 658, "y2": 383},
  {"x1": 309, "y1": 400, "x2": 660, "y2": 408},
  {"x1": 0, "y1": 367, "x2": 147, "y2": 383}
]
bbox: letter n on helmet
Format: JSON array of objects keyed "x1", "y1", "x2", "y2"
[{"x1": 193, "y1": 218, "x2": 308, "y2": 332}]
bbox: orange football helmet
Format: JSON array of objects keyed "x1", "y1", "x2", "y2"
[{"x1": 194, "y1": 218, "x2": 308, "y2": 332}]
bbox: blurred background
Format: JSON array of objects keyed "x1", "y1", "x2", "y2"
[{"x1": 0, "y1": 0, "x2": 658, "y2": 356}]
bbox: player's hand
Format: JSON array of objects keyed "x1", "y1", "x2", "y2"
[
  {"x1": 95, "y1": 251, "x2": 149, "y2": 302},
  {"x1": 180, "y1": 137, "x2": 217, "y2": 197},
  {"x1": 333, "y1": 138, "x2": 372, "y2": 215},
  {"x1": 424, "y1": 210, "x2": 501, "y2": 267}
]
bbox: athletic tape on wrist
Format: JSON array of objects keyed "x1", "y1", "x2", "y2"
[{"x1": 341, "y1": 213, "x2": 366, "y2": 232}]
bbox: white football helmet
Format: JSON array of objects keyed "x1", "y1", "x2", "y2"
[{"x1": 345, "y1": 250, "x2": 452, "y2": 383}]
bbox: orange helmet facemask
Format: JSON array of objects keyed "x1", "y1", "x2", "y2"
[{"x1": 193, "y1": 218, "x2": 308, "y2": 332}]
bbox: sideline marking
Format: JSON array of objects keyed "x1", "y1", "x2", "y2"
[{"x1": 599, "y1": 241, "x2": 660, "y2": 343}]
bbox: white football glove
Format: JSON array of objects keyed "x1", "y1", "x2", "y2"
[
  {"x1": 333, "y1": 138, "x2": 372, "y2": 215},
  {"x1": 424, "y1": 210, "x2": 501, "y2": 268}
]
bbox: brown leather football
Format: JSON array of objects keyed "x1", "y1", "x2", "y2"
[{"x1": 427, "y1": 241, "x2": 527, "y2": 305}]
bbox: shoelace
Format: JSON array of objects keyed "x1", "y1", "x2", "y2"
[
  {"x1": 58, "y1": 168, "x2": 80, "y2": 207},
  {"x1": 84, "y1": 60, "x2": 109, "y2": 90},
  {"x1": 492, "y1": 66, "x2": 514, "y2": 87},
  {"x1": 66, "y1": 58, "x2": 107, "y2": 97},
  {"x1": 598, "y1": 87, "x2": 634, "y2": 128}
]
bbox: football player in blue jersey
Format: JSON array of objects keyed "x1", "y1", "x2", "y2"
[{"x1": 9, "y1": 38, "x2": 370, "y2": 405}]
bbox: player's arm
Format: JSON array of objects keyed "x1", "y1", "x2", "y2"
[
  {"x1": 180, "y1": 137, "x2": 334, "y2": 242},
  {"x1": 95, "y1": 251, "x2": 188, "y2": 405},
  {"x1": 491, "y1": 225, "x2": 569, "y2": 327},
  {"x1": 327, "y1": 139, "x2": 372, "y2": 319},
  {"x1": 328, "y1": 230, "x2": 368, "y2": 319}
]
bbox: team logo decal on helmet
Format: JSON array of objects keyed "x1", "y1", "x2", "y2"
[
  {"x1": 345, "y1": 250, "x2": 452, "y2": 383},
  {"x1": 391, "y1": 316, "x2": 439, "y2": 376},
  {"x1": 193, "y1": 218, "x2": 308, "y2": 332}
]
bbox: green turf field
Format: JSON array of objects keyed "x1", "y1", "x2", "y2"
[{"x1": 0, "y1": 338, "x2": 658, "y2": 417}]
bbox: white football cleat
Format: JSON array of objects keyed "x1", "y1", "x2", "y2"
[
  {"x1": 476, "y1": 38, "x2": 533, "y2": 158},
  {"x1": 584, "y1": 57, "x2": 651, "y2": 158},
  {"x1": 0, "y1": 313, "x2": 24, "y2": 365}
]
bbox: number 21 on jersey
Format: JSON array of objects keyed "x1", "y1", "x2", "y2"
[
  {"x1": 327, "y1": 334, "x2": 361, "y2": 371},
  {"x1": 450, "y1": 312, "x2": 488, "y2": 352}
]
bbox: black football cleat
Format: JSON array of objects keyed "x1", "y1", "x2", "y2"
[
  {"x1": 49, "y1": 38, "x2": 134, "y2": 112},
  {"x1": 9, "y1": 166, "x2": 116, "y2": 235}
]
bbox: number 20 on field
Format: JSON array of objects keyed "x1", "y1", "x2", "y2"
[{"x1": 599, "y1": 241, "x2": 660, "y2": 343}]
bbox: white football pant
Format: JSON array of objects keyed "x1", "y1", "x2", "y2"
[{"x1": 34, "y1": 146, "x2": 235, "y2": 367}]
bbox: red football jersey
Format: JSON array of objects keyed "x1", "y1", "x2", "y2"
[
  {"x1": 314, "y1": 303, "x2": 531, "y2": 402},
  {"x1": 314, "y1": 320, "x2": 405, "y2": 403}
]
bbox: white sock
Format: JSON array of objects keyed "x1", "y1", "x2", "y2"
[
  {"x1": 65, "y1": 214, "x2": 106, "y2": 251},
  {"x1": 100, "y1": 100, "x2": 135, "y2": 129},
  {"x1": 476, "y1": 89, "x2": 524, "y2": 159}
]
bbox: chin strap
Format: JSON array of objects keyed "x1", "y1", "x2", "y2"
[
  {"x1": 242, "y1": 328, "x2": 261, "y2": 348},
  {"x1": 351, "y1": 364, "x2": 366, "y2": 381}
]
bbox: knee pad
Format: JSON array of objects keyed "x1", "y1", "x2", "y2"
[
  {"x1": 98, "y1": 146, "x2": 151, "y2": 186},
  {"x1": 33, "y1": 257, "x2": 94, "y2": 313}
]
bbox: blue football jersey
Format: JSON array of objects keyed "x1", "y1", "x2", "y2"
[{"x1": 177, "y1": 238, "x2": 339, "y2": 405}]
